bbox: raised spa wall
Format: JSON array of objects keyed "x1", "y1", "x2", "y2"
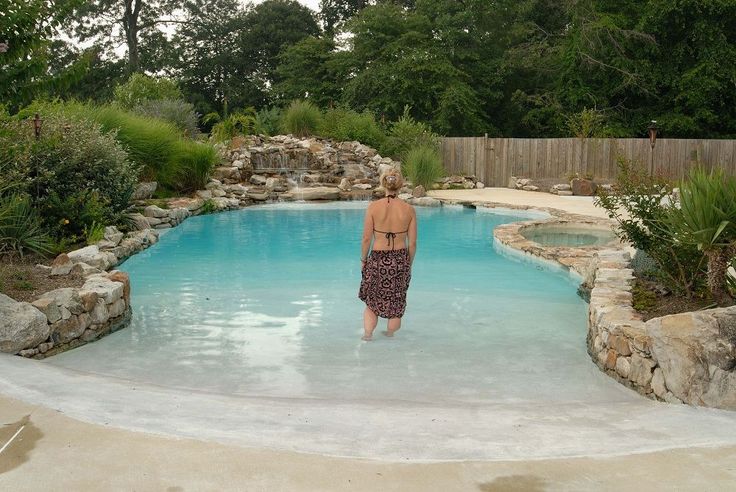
[{"x1": 484, "y1": 200, "x2": 736, "y2": 412}]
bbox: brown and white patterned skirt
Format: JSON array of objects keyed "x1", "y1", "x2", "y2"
[{"x1": 358, "y1": 249, "x2": 411, "y2": 319}]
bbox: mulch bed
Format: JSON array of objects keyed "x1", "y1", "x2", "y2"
[
  {"x1": 0, "y1": 254, "x2": 85, "y2": 303},
  {"x1": 632, "y1": 276, "x2": 733, "y2": 321}
]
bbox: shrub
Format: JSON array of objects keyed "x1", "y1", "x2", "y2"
[
  {"x1": 254, "y1": 107, "x2": 283, "y2": 136},
  {"x1": 595, "y1": 158, "x2": 705, "y2": 296},
  {"x1": 381, "y1": 107, "x2": 439, "y2": 160},
  {"x1": 132, "y1": 99, "x2": 201, "y2": 138},
  {"x1": 167, "y1": 140, "x2": 218, "y2": 192},
  {"x1": 86, "y1": 105, "x2": 217, "y2": 192},
  {"x1": 318, "y1": 107, "x2": 385, "y2": 150},
  {"x1": 0, "y1": 193, "x2": 53, "y2": 257},
  {"x1": 113, "y1": 73, "x2": 183, "y2": 109},
  {"x1": 281, "y1": 100, "x2": 322, "y2": 137},
  {"x1": 0, "y1": 113, "x2": 138, "y2": 242},
  {"x1": 208, "y1": 109, "x2": 257, "y2": 142},
  {"x1": 659, "y1": 168, "x2": 736, "y2": 305},
  {"x1": 403, "y1": 144, "x2": 445, "y2": 189}
]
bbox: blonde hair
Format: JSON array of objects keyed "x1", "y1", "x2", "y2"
[{"x1": 381, "y1": 167, "x2": 404, "y2": 193}]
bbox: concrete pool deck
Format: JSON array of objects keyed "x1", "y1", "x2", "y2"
[
  {"x1": 429, "y1": 188, "x2": 611, "y2": 218},
  {"x1": 2, "y1": 189, "x2": 736, "y2": 490}
]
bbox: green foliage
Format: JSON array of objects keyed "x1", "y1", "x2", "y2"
[
  {"x1": 199, "y1": 199, "x2": 219, "y2": 215},
  {"x1": 209, "y1": 110, "x2": 257, "y2": 142},
  {"x1": 274, "y1": 36, "x2": 344, "y2": 108},
  {"x1": 403, "y1": 145, "x2": 445, "y2": 189},
  {"x1": 89, "y1": 105, "x2": 216, "y2": 192},
  {"x1": 84, "y1": 221, "x2": 105, "y2": 245},
  {"x1": 281, "y1": 100, "x2": 323, "y2": 138},
  {"x1": 168, "y1": 140, "x2": 218, "y2": 192},
  {"x1": 0, "y1": 193, "x2": 53, "y2": 257},
  {"x1": 1, "y1": 110, "x2": 137, "y2": 242},
  {"x1": 318, "y1": 107, "x2": 385, "y2": 149},
  {"x1": 254, "y1": 107, "x2": 283, "y2": 136},
  {"x1": 113, "y1": 73, "x2": 183, "y2": 109},
  {"x1": 595, "y1": 158, "x2": 705, "y2": 296},
  {"x1": 632, "y1": 281, "x2": 657, "y2": 312},
  {"x1": 0, "y1": 0, "x2": 90, "y2": 112},
  {"x1": 381, "y1": 107, "x2": 440, "y2": 160},
  {"x1": 132, "y1": 99, "x2": 201, "y2": 138},
  {"x1": 659, "y1": 168, "x2": 736, "y2": 304}
]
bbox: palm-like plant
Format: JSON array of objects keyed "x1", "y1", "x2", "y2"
[{"x1": 663, "y1": 168, "x2": 736, "y2": 305}]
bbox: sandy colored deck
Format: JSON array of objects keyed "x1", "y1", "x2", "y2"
[
  {"x1": 429, "y1": 188, "x2": 610, "y2": 218},
  {"x1": 1, "y1": 395, "x2": 735, "y2": 491}
]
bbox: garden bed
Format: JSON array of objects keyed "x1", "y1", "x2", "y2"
[
  {"x1": 0, "y1": 255, "x2": 84, "y2": 303},
  {"x1": 631, "y1": 276, "x2": 729, "y2": 321}
]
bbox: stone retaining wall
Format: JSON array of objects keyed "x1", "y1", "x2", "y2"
[{"x1": 1, "y1": 271, "x2": 132, "y2": 359}]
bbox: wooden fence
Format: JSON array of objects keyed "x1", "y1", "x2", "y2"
[{"x1": 440, "y1": 137, "x2": 736, "y2": 187}]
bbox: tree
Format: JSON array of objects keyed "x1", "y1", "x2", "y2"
[
  {"x1": 319, "y1": 0, "x2": 370, "y2": 32},
  {"x1": 72, "y1": 0, "x2": 180, "y2": 73},
  {"x1": 0, "y1": 0, "x2": 90, "y2": 111},
  {"x1": 239, "y1": 0, "x2": 321, "y2": 90},
  {"x1": 171, "y1": 0, "x2": 255, "y2": 115},
  {"x1": 274, "y1": 36, "x2": 346, "y2": 107}
]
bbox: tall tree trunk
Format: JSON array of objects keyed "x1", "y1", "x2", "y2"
[
  {"x1": 123, "y1": 0, "x2": 143, "y2": 73},
  {"x1": 706, "y1": 247, "x2": 734, "y2": 306}
]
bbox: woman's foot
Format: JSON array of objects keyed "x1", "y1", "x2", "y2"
[
  {"x1": 361, "y1": 334, "x2": 373, "y2": 341},
  {"x1": 381, "y1": 330, "x2": 395, "y2": 338}
]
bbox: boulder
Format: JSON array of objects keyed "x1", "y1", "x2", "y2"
[
  {"x1": 67, "y1": 245, "x2": 117, "y2": 270},
  {"x1": 195, "y1": 190, "x2": 212, "y2": 200},
  {"x1": 290, "y1": 187, "x2": 341, "y2": 201},
  {"x1": 128, "y1": 213, "x2": 151, "y2": 231},
  {"x1": 551, "y1": 183, "x2": 572, "y2": 192},
  {"x1": 0, "y1": 294, "x2": 50, "y2": 353},
  {"x1": 648, "y1": 307, "x2": 736, "y2": 409},
  {"x1": 265, "y1": 177, "x2": 280, "y2": 192},
  {"x1": 82, "y1": 276, "x2": 124, "y2": 304},
  {"x1": 249, "y1": 174, "x2": 267, "y2": 186},
  {"x1": 212, "y1": 166, "x2": 240, "y2": 181},
  {"x1": 338, "y1": 178, "x2": 352, "y2": 192},
  {"x1": 50, "y1": 313, "x2": 90, "y2": 343},
  {"x1": 571, "y1": 178, "x2": 598, "y2": 196},
  {"x1": 97, "y1": 226, "x2": 124, "y2": 249},
  {"x1": 143, "y1": 205, "x2": 168, "y2": 218},
  {"x1": 476, "y1": 182, "x2": 485, "y2": 189},
  {"x1": 33, "y1": 288, "x2": 84, "y2": 321},
  {"x1": 522, "y1": 185, "x2": 539, "y2": 192},
  {"x1": 508, "y1": 176, "x2": 518, "y2": 189},
  {"x1": 352, "y1": 183, "x2": 372, "y2": 190},
  {"x1": 50, "y1": 253, "x2": 73, "y2": 276},
  {"x1": 412, "y1": 185, "x2": 427, "y2": 198},
  {"x1": 132, "y1": 182, "x2": 157, "y2": 200}
]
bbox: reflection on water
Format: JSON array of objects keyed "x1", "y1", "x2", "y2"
[{"x1": 45, "y1": 204, "x2": 636, "y2": 405}]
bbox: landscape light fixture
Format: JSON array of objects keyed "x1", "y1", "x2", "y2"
[
  {"x1": 33, "y1": 113, "x2": 43, "y2": 139},
  {"x1": 648, "y1": 120, "x2": 658, "y2": 149}
]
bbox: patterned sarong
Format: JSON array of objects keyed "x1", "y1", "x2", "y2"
[{"x1": 358, "y1": 249, "x2": 411, "y2": 319}]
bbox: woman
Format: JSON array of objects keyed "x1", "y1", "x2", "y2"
[{"x1": 358, "y1": 168, "x2": 417, "y2": 341}]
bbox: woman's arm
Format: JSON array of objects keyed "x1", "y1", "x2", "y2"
[
  {"x1": 407, "y1": 206, "x2": 417, "y2": 266},
  {"x1": 361, "y1": 205, "x2": 373, "y2": 263}
]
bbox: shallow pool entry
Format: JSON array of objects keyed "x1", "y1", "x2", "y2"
[{"x1": 45, "y1": 203, "x2": 631, "y2": 404}]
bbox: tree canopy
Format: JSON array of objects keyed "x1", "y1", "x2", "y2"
[{"x1": 5, "y1": 0, "x2": 736, "y2": 137}]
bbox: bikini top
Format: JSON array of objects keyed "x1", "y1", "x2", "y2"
[{"x1": 373, "y1": 194, "x2": 409, "y2": 250}]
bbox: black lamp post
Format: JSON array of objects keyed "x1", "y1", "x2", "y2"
[
  {"x1": 647, "y1": 120, "x2": 658, "y2": 174},
  {"x1": 33, "y1": 113, "x2": 43, "y2": 139}
]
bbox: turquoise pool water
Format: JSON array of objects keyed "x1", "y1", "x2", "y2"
[
  {"x1": 47, "y1": 202, "x2": 631, "y2": 404},
  {"x1": 522, "y1": 226, "x2": 616, "y2": 247}
]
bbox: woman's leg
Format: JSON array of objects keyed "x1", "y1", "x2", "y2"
[
  {"x1": 362, "y1": 307, "x2": 378, "y2": 340},
  {"x1": 384, "y1": 318, "x2": 401, "y2": 337}
]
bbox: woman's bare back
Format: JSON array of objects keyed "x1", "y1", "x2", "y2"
[{"x1": 367, "y1": 197, "x2": 415, "y2": 251}]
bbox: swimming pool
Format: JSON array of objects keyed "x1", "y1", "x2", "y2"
[
  {"x1": 521, "y1": 224, "x2": 617, "y2": 247},
  {"x1": 45, "y1": 202, "x2": 630, "y2": 405}
]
